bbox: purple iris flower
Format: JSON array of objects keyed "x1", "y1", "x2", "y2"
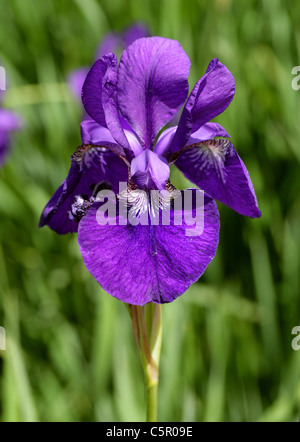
[
  {"x1": 67, "y1": 23, "x2": 149, "y2": 100},
  {"x1": 0, "y1": 92, "x2": 22, "y2": 167},
  {"x1": 40, "y1": 37, "x2": 260, "y2": 305}
]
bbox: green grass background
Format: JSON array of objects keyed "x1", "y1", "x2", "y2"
[{"x1": 0, "y1": 0, "x2": 300, "y2": 422}]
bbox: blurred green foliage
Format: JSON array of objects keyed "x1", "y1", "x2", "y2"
[{"x1": 0, "y1": 0, "x2": 300, "y2": 422}]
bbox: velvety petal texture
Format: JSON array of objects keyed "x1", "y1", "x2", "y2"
[
  {"x1": 117, "y1": 37, "x2": 191, "y2": 149},
  {"x1": 82, "y1": 54, "x2": 116, "y2": 127},
  {"x1": 39, "y1": 147, "x2": 128, "y2": 234},
  {"x1": 101, "y1": 55, "x2": 132, "y2": 151},
  {"x1": 39, "y1": 160, "x2": 81, "y2": 234},
  {"x1": 190, "y1": 59, "x2": 235, "y2": 132},
  {"x1": 78, "y1": 190, "x2": 220, "y2": 305},
  {"x1": 175, "y1": 139, "x2": 261, "y2": 217},
  {"x1": 40, "y1": 122, "x2": 128, "y2": 234},
  {"x1": 170, "y1": 59, "x2": 235, "y2": 153}
]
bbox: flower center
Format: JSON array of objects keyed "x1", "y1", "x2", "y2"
[{"x1": 130, "y1": 150, "x2": 170, "y2": 191}]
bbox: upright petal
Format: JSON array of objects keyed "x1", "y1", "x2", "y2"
[
  {"x1": 170, "y1": 59, "x2": 235, "y2": 153},
  {"x1": 78, "y1": 189, "x2": 220, "y2": 305},
  {"x1": 118, "y1": 37, "x2": 191, "y2": 149},
  {"x1": 175, "y1": 139, "x2": 261, "y2": 218},
  {"x1": 101, "y1": 55, "x2": 132, "y2": 151},
  {"x1": 191, "y1": 59, "x2": 235, "y2": 132},
  {"x1": 82, "y1": 53, "x2": 116, "y2": 127}
]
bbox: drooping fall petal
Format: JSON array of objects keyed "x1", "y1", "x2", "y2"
[
  {"x1": 175, "y1": 139, "x2": 261, "y2": 217},
  {"x1": 78, "y1": 189, "x2": 220, "y2": 305}
]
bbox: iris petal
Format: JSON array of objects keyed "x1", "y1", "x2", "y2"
[
  {"x1": 175, "y1": 139, "x2": 261, "y2": 218},
  {"x1": 101, "y1": 55, "x2": 132, "y2": 151},
  {"x1": 170, "y1": 59, "x2": 235, "y2": 153},
  {"x1": 77, "y1": 189, "x2": 220, "y2": 305},
  {"x1": 39, "y1": 147, "x2": 128, "y2": 234},
  {"x1": 117, "y1": 37, "x2": 191, "y2": 149},
  {"x1": 82, "y1": 53, "x2": 116, "y2": 128},
  {"x1": 39, "y1": 122, "x2": 128, "y2": 234}
]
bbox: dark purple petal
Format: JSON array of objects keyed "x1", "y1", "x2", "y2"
[
  {"x1": 118, "y1": 37, "x2": 191, "y2": 149},
  {"x1": 101, "y1": 55, "x2": 132, "y2": 151},
  {"x1": 131, "y1": 150, "x2": 170, "y2": 190},
  {"x1": 170, "y1": 59, "x2": 235, "y2": 153},
  {"x1": 175, "y1": 139, "x2": 261, "y2": 218},
  {"x1": 191, "y1": 59, "x2": 235, "y2": 131},
  {"x1": 67, "y1": 68, "x2": 88, "y2": 101},
  {"x1": 77, "y1": 189, "x2": 220, "y2": 305},
  {"x1": 39, "y1": 160, "x2": 81, "y2": 234},
  {"x1": 39, "y1": 142, "x2": 128, "y2": 234},
  {"x1": 82, "y1": 53, "x2": 116, "y2": 127}
]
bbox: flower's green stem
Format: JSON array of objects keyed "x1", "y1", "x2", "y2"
[
  {"x1": 129, "y1": 303, "x2": 162, "y2": 422},
  {"x1": 146, "y1": 381, "x2": 158, "y2": 422}
]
